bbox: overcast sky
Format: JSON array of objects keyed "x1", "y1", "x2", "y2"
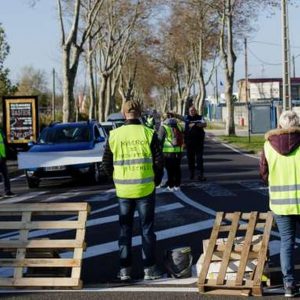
[{"x1": 1, "y1": 1, "x2": 300, "y2": 96}]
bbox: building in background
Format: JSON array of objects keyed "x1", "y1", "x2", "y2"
[{"x1": 237, "y1": 78, "x2": 300, "y2": 102}]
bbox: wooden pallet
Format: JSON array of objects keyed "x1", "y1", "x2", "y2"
[
  {"x1": 0, "y1": 202, "x2": 90, "y2": 289},
  {"x1": 198, "y1": 211, "x2": 273, "y2": 296}
]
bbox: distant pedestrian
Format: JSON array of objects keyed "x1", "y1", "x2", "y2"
[
  {"x1": 102, "y1": 100, "x2": 164, "y2": 281},
  {"x1": 260, "y1": 110, "x2": 300, "y2": 298},
  {"x1": 158, "y1": 112, "x2": 184, "y2": 191},
  {"x1": 0, "y1": 129, "x2": 15, "y2": 198},
  {"x1": 184, "y1": 106, "x2": 207, "y2": 181}
]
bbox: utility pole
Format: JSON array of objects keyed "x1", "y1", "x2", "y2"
[
  {"x1": 52, "y1": 68, "x2": 56, "y2": 121},
  {"x1": 215, "y1": 66, "x2": 219, "y2": 104},
  {"x1": 281, "y1": 0, "x2": 292, "y2": 110},
  {"x1": 244, "y1": 38, "x2": 249, "y2": 104},
  {"x1": 293, "y1": 55, "x2": 295, "y2": 78}
]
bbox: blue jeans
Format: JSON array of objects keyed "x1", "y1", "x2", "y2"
[
  {"x1": 274, "y1": 214, "x2": 300, "y2": 287},
  {"x1": 118, "y1": 192, "x2": 156, "y2": 268}
]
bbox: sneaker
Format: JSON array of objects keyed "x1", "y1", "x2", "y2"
[
  {"x1": 117, "y1": 267, "x2": 131, "y2": 281},
  {"x1": 4, "y1": 191, "x2": 15, "y2": 198},
  {"x1": 167, "y1": 186, "x2": 174, "y2": 192},
  {"x1": 174, "y1": 186, "x2": 181, "y2": 191},
  {"x1": 285, "y1": 286, "x2": 299, "y2": 298},
  {"x1": 144, "y1": 265, "x2": 163, "y2": 280}
]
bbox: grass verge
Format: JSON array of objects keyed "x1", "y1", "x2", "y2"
[{"x1": 218, "y1": 135, "x2": 265, "y2": 154}]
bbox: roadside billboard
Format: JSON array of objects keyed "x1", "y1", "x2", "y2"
[{"x1": 2, "y1": 96, "x2": 39, "y2": 145}]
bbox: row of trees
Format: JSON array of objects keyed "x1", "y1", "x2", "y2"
[{"x1": 1, "y1": 0, "x2": 289, "y2": 135}]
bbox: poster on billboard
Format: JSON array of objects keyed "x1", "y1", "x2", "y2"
[{"x1": 2, "y1": 96, "x2": 38, "y2": 145}]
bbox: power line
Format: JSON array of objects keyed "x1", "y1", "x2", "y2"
[
  {"x1": 250, "y1": 40, "x2": 300, "y2": 49},
  {"x1": 248, "y1": 47, "x2": 281, "y2": 66}
]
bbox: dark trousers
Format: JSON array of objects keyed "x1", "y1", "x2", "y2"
[
  {"x1": 165, "y1": 154, "x2": 182, "y2": 188},
  {"x1": 118, "y1": 192, "x2": 156, "y2": 268},
  {"x1": 186, "y1": 141, "x2": 204, "y2": 176},
  {"x1": 0, "y1": 159, "x2": 11, "y2": 193}
]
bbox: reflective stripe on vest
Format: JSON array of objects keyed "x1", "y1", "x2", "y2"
[
  {"x1": 264, "y1": 141, "x2": 300, "y2": 215},
  {"x1": 0, "y1": 133, "x2": 6, "y2": 158},
  {"x1": 162, "y1": 125, "x2": 181, "y2": 153},
  {"x1": 109, "y1": 124, "x2": 155, "y2": 198}
]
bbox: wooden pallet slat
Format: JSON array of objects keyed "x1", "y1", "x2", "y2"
[
  {"x1": 198, "y1": 211, "x2": 273, "y2": 297},
  {"x1": 0, "y1": 202, "x2": 89, "y2": 289}
]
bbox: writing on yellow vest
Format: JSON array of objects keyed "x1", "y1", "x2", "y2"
[{"x1": 109, "y1": 124, "x2": 155, "y2": 198}]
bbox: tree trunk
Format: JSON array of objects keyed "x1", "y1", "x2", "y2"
[
  {"x1": 98, "y1": 74, "x2": 108, "y2": 122},
  {"x1": 87, "y1": 38, "x2": 96, "y2": 120}
]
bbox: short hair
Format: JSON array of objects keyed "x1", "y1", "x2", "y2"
[
  {"x1": 122, "y1": 100, "x2": 141, "y2": 117},
  {"x1": 278, "y1": 110, "x2": 300, "y2": 129}
]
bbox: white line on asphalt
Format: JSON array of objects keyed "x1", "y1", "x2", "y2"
[
  {"x1": 173, "y1": 190, "x2": 217, "y2": 216},
  {"x1": 0, "y1": 203, "x2": 183, "y2": 240},
  {"x1": 61, "y1": 219, "x2": 214, "y2": 259},
  {"x1": 0, "y1": 286, "x2": 284, "y2": 294},
  {"x1": 211, "y1": 137, "x2": 259, "y2": 159},
  {"x1": 0, "y1": 191, "x2": 48, "y2": 204},
  {"x1": 0, "y1": 287, "x2": 200, "y2": 293},
  {"x1": 43, "y1": 191, "x2": 81, "y2": 202},
  {"x1": 10, "y1": 174, "x2": 25, "y2": 182}
]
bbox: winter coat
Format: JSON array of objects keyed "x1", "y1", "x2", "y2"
[{"x1": 259, "y1": 127, "x2": 300, "y2": 185}]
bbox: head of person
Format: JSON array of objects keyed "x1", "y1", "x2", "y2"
[
  {"x1": 189, "y1": 106, "x2": 197, "y2": 116},
  {"x1": 122, "y1": 100, "x2": 142, "y2": 120},
  {"x1": 278, "y1": 110, "x2": 300, "y2": 129}
]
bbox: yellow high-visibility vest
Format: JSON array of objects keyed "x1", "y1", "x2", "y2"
[
  {"x1": 109, "y1": 124, "x2": 155, "y2": 198},
  {"x1": 264, "y1": 141, "x2": 300, "y2": 215},
  {"x1": 162, "y1": 125, "x2": 182, "y2": 153},
  {"x1": 0, "y1": 132, "x2": 6, "y2": 158}
]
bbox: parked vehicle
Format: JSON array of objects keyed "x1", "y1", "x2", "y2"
[
  {"x1": 101, "y1": 121, "x2": 124, "y2": 135},
  {"x1": 20, "y1": 121, "x2": 107, "y2": 188}
]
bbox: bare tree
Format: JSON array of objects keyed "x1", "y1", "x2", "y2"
[{"x1": 57, "y1": 0, "x2": 103, "y2": 122}]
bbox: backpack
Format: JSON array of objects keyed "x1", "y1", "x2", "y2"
[{"x1": 170, "y1": 126, "x2": 184, "y2": 147}]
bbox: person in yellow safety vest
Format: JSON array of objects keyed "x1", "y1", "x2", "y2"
[
  {"x1": 260, "y1": 110, "x2": 300, "y2": 298},
  {"x1": 158, "y1": 112, "x2": 184, "y2": 192},
  {"x1": 102, "y1": 100, "x2": 164, "y2": 282},
  {"x1": 0, "y1": 130, "x2": 14, "y2": 198}
]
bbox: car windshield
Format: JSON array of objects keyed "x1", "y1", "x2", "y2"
[{"x1": 38, "y1": 125, "x2": 91, "y2": 144}]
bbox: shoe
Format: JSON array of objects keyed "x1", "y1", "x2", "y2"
[
  {"x1": 117, "y1": 267, "x2": 131, "y2": 281},
  {"x1": 198, "y1": 176, "x2": 206, "y2": 182},
  {"x1": 163, "y1": 186, "x2": 173, "y2": 192},
  {"x1": 4, "y1": 191, "x2": 15, "y2": 198},
  {"x1": 144, "y1": 265, "x2": 163, "y2": 280},
  {"x1": 285, "y1": 285, "x2": 299, "y2": 297},
  {"x1": 174, "y1": 186, "x2": 181, "y2": 191}
]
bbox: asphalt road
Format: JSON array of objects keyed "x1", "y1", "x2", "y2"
[{"x1": 0, "y1": 132, "x2": 295, "y2": 299}]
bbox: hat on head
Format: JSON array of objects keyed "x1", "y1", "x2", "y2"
[{"x1": 122, "y1": 100, "x2": 142, "y2": 115}]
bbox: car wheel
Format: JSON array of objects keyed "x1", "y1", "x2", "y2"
[
  {"x1": 26, "y1": 172, "x2": 40, "y2": 188},
  {"x1": 87, "y1": 163, "x2": 100, "y2": 184}
]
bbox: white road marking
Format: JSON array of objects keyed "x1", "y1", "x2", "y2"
[
  {"x1": 61, "y1": 219, "x2": 214, "y2": 259},
  {"x1": 211, "y1": 137, "x2": 259, "y2": 160},
  {"x1": 0, "y1": 203, "x2": 183, "y2": 240},
  {"x1": 0, "y1": 191, "x2": 48, "y2": 204},
  {"x1": 43, "y1": 191, "x2": 81, "y2": 202},
  {"x1": 239, "y1": 180, "x2": 268, "y2": 196}
]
